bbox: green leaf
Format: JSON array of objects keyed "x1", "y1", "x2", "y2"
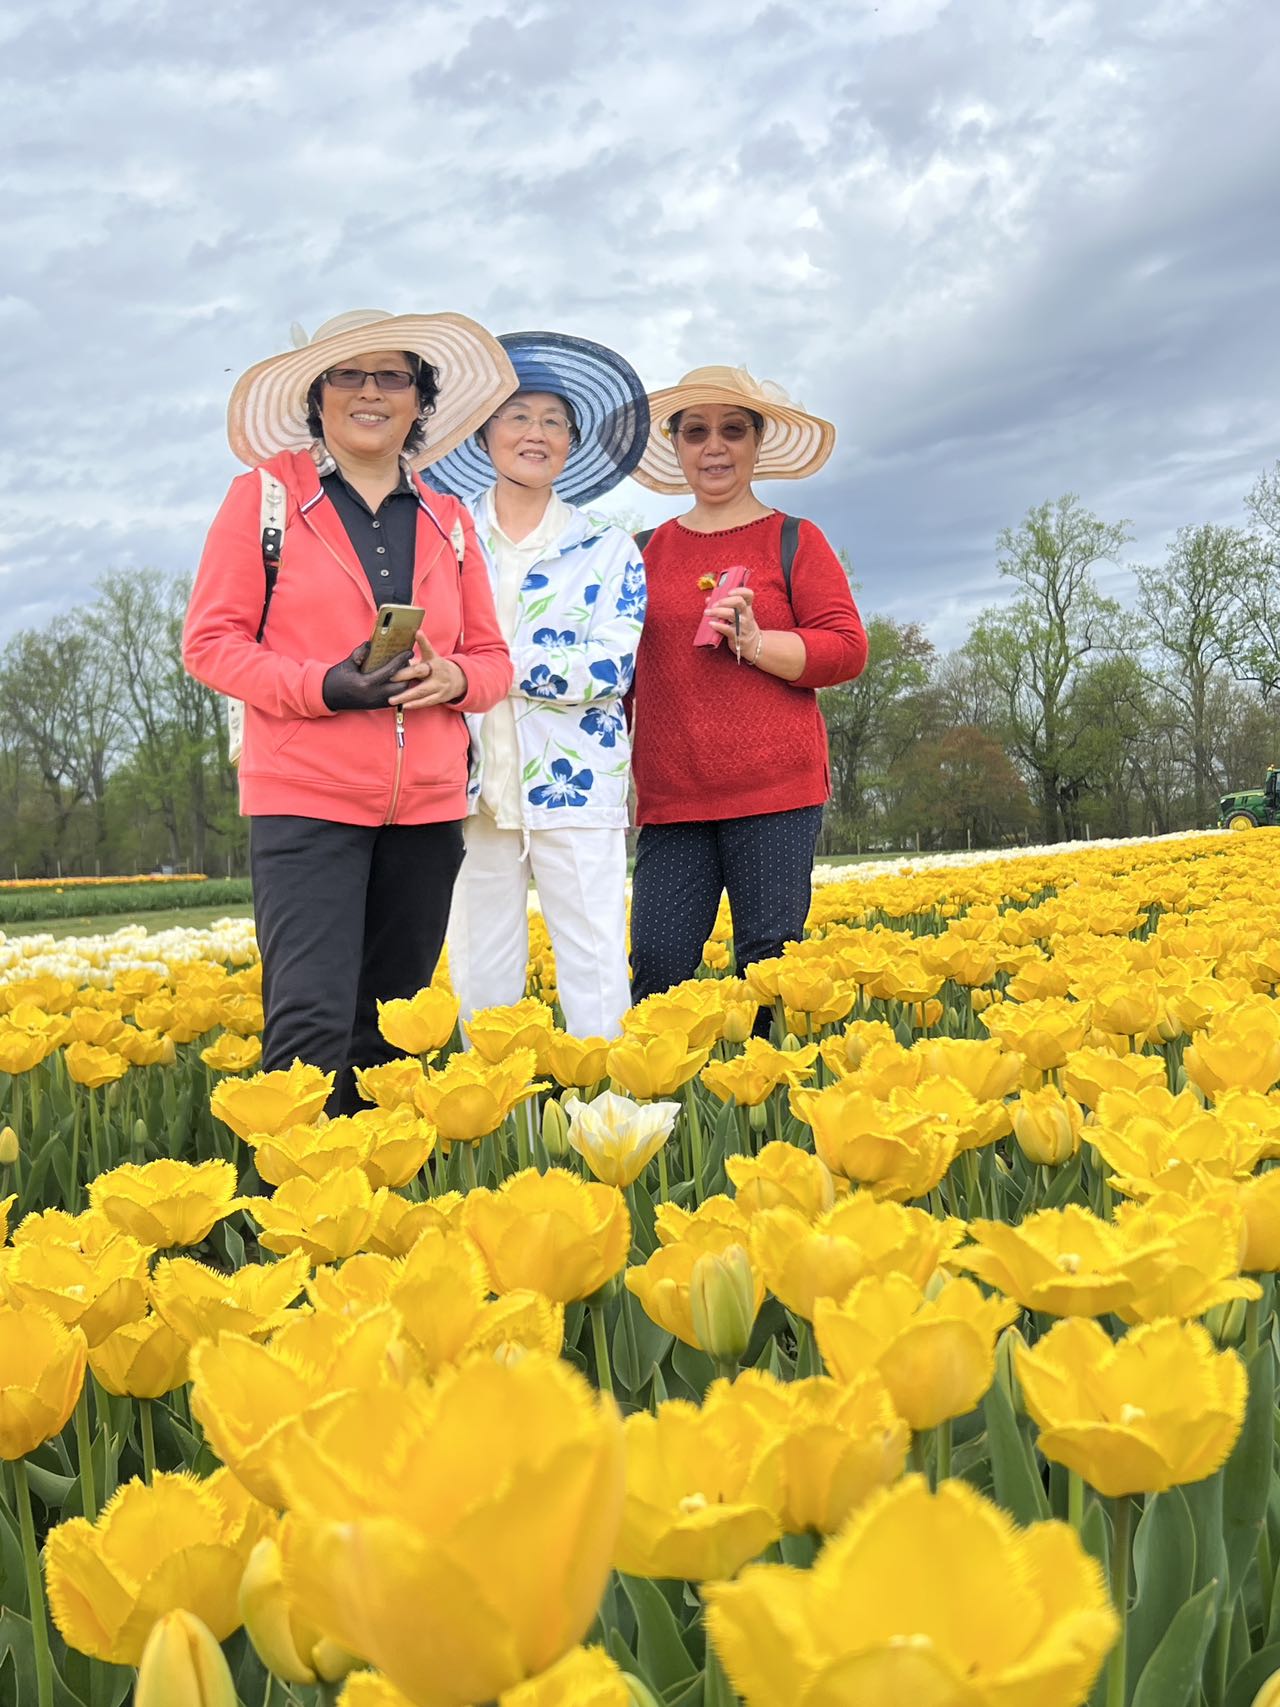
[
  {"x1": 982, "y1": 1378, "x2": 1049, "y2": 1524},
  {"x1": 619, "y1": 1575, "x2": 698, "y2": 1692},
  {"x1": 1128, "y1": 1488, "x2": 1198, "y2": 1695},
  {"x1": 1042, "y1": 1149, "x2": 1085, "y2": 1209},
  {"x1": 1130, "y1": 1577, "x2": 1221, "y2": 1707},
  {"x1": 1224, "y1": 1345, "x2": 1276, "y2": 1597},
  {"x1": 20, "y1": 1461, "x2": 77, "y2": 1511},
  {"x1": 1224, "y1": 1642, "x2": 1280, "y2": 1707}
]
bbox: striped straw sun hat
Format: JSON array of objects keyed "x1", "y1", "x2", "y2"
[
  {"x1": 226, "y1": 309, "x2": 518, "y2": 471},
  {"x1": 632, "y1": 365, "x2": 835, "y2": 495}
]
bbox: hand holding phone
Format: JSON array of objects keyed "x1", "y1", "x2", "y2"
[
  {"x1": 361, "y1": 604, "x2": 425, "y2": 673},
  {"x1": 694, "y1": 567, "x2": 751, "y2": 647}
]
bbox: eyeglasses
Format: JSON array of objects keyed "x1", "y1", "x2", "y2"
[
  {"x1": 323, "y1": 367, "x2": 417, "y2": 392},
  {"x1": 491, "y1": 407, "x2": 573, "y2": 436},
  {"x1": 672, "y1": 420, "x2": 756, "y2": 444}
]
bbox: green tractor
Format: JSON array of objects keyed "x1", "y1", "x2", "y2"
[{"x1": 1218, "y1": 765, "x2": 1280, "y2": 830}]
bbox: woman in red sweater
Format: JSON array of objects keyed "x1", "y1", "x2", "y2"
[{"x1": 628, "y1": 365, "x2": 867, "y2": 1010}]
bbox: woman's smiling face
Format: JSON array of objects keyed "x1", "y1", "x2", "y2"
[
  {"x1": 317, "y1": 349, "x2": 420, "y2": 463},
  {"x1": 483, "y1": 391, "x2": 574, "y2": 490},
  {"x1": 671, "y1": 404, "x2": 762, "y2": 506}
]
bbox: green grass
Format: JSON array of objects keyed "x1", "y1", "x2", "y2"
[{"x1": 4, "y1": 904, "x2": 255, "y2": 942}]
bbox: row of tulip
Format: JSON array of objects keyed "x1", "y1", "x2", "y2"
[{"x1": 0, "y1": 827, "x2": 1279, "y2": 1707}]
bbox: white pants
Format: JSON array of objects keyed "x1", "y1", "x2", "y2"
[{"x1": 447, "y1": 816, "x2": 631, "y2": 1040}]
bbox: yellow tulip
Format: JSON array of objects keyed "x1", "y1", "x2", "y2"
[
  {"x1": 541, "y1": 1031, "x2": 613, "y2": 1089},
  {"x1": 1185, "y1": 1026, "x2": 1280, "y2": 1098},
  {"x1": 627, "y1": 1232, "x2": 762, "y2": 1350},
  {"x1": 615, "y1": 1396, "x2": 783, "y2": 1580},
  {"x1": 151, "y1": 1251, "x2": 309, "y2": 1347},
  {"x1": 0, "y1": 1125, "x2": 18, "y2": 1166},
  {"x1": 0, "y1": 1024, "x2": 55, "y2": 1074},
  {"x1": 463, "y1": 1168, "x2": 630, "y2": 1302},
  {"x1": 414, "y1": 1047, "x2": 546, "y2": 1143},
  {"x1": 709, "y1": 1370, "x2": 907, "y2": 1535},
  {"x1": 364, "y1": 1190, "x2": 466, "y2": 1258},
  {"x1": 464, "y1": 997, "x2": 555, "y2": 1064},
  {"x1": 1059, "y1": 1046, "x2": 1165, "y2": 1107},
  {"x1": 0, "y1": 1190, "x2": 14, "y2": 1243},
  {"x1": 134, "y1": 1610, "x2": 236, "y2": 1707},
  {"x1": 726, "y1": 1143, "x2": 835, "y2": 1220},
  {"x1": 912, "y1": 1034, "x2": 1025, "y2": 1101},
  {"x1": 1016, "y1": 1317, "x2": 1247, "y2": 1495},
  {"x1": 338, "y1": 1645, "x2": 630, "y2": 1707},
  {"x1": 45, "y1": 1469, "x2": 273, "y2": 1664},
  {"x1": 1090, "y1": 1106, "x2": 1265, "y2": 1197},
  {"x1": 377, "y1": 985, "x2": 460, "y2": 1055},
  {"x1": 1240, "y1": 1169, "x2": 1280, "y2": 1271},
  {"x1": 246, "y1": 1169, "x2": 383, "y2": 1263},
  {"x1": 67, "y1": 1008, "x2": 128, "y2": 1048},
  {"x1": 63, "y1": 1039, "x2": 130, "y2": 1088},
  {"x1": 1, "y1": 1231, "x2": 150, "y2": 1345},
  {"x1": 750, "y1": 1195, "x2": 963, "y2": 1321},
  {"x1": 816, "y1": 1018, "x2": 898, "y2": 1076},
  {"x1": 1012, "y1": 1086, "x2": 1085, "y2": 1167},
  {"x1": 0, "y1": 1300, "x2": 87, "y2": 1458},
  {"x1": 89, "y1": 1310, "x2": 189, "y2": 1398},
  {"x1": 790, "y1": 1081, "x2": 958, "y2": 1201},
  {"x1": 700, "y1": 1038, "x2": 819, "y2": 1107},
  {"x1": 563, "y1": 1089, "x2": 679, "y2": 1186},
  {"x1": 200, "y1": 1032, "x2": 264, "y2": 1073},
  {"x1": 1111, "y1": 1199, "x2": 1260, "y2": 1324},
  {"x1": 353, "y1": 1055, "x2": 428, "y2": 1110},
  {"x1": 814, "y1": 1272, "x2": 1018, "y2": 1429},
  {"x1": 244, "y1": 1119, "x2": 369, "y2": 1187},
  {"x1": 704, "y1": 1475, "x2": 1117, "y2": 1707},
  {"x1": 949, "y1": 1204, "x2": 1179, "y2": 1318},
  {"x1": 653, "y1": 1195, "x2": 750, "y2": 1247},
  {"x1": 210, "y1": 1060, "x2": 334, "y2": 1139},
  {"x1": 980, "y1": 996, "x2": 1092, "y2": 1071},
  {"x1": 625, "y1": 985, "x2": 724, "y2": 1048},
  {"x1": 87, "y1": 1157, "x2": 241, "y2": 1247},
  {"x1": 240, "y1": 1535, "x2": 355, "y2": 1686},
  {"x1": 280, "y1": 1355, "x2": 625, "y2": 1707},
  {"x1": 606, "y1": 1030, "x2": 712, "y2": 1099},
  {"x1": 774, "y1": 963, "x2": 855, "y2": 1029},
  {"x1": 1251, "y1": 1671, "x2": 1280, "y2": 1707}
]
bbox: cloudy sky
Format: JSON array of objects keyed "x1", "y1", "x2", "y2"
[{"x1": 3, "y1": 0, "x2": 1278, "y2": 650}]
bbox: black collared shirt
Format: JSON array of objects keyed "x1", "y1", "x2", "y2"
[{"x1": 321, "y1": 465, "x2": 419, "y2": 607}]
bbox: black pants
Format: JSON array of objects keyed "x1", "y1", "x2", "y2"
[
  {"x1": 629, "y1": 806, "x2": 823, "y2": 1010},
  {"x1": 250, "y1": 815, "x2": 465, "y2": 1115}
]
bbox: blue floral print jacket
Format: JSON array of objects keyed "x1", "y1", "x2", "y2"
[{"x1": 464, "y1": 497, "x2": 647, "y2": 828}]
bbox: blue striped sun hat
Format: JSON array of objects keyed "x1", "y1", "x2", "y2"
[{"x1": 421, "y1": 330, "x2": 649, "y2": 507}]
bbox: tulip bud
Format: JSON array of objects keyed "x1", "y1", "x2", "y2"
[
  {"x1": 690, "y1": 1243, "x2": 757, "y2": 1365},
  {"x1": 541, "y1": 1095, "x2": 571, "y2": 1159},
  {"x1": 159, "y1": 1035, "x2": 177, "y2": 1066},
  {"x1": 135, "y1": 1610, "x2": 236, "y2": 1707},
  {"x1": 624, "y1": 1674, "x2": 664, "y2": 1707},
  {"x1": 720, "y1": 1003, "x2": 757, "y2": 1045},
  {"x1": 747, "y1": 1101, "x2": 769, "y2": 1132},
  {"x1": 0, "y1": 1126, "x2": 19, "y2": 1166},
  {"x1": 994, "y1": 1324, "x2": 1028, "y2": 1417},
  {"x1": 1204, "y1": 1298, "x2": 1247, "y2": 1349},
  {"x1": 239, "y1": 1536, "x2": 356, "y2": 1687},
  {"x1": 781, "y1": 1033, "x2": 805, "y2": 1051},
  {"x1": 1012, "y1": 1088, "x2": 1082, "y2": 1168},
  {"x1": 1251, "y1": 1668, "x2": 1280, "y2": 1707}
]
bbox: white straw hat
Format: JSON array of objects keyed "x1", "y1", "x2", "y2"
[
  {"x1": 633, "y1": 364, "x2": 835, "y2": 494},
  {"x1": 226, "y1": 309, "x2": 519, "y2": 470}
]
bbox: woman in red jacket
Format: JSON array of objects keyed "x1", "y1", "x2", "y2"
[
  {"x1": 628, "y1": 365, "x2": 867, "y2": 1014},
  {"x1": 184, "y1": 309, "x2": 516, "y2": 1111}
]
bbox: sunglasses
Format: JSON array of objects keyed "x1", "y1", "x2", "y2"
[
  {"x1": 672, "y1": 420, "x2": 757, "y2": 444},
  {"x1": 491, "y1": 406, "x2": 574, "y2": 436},
  {"x1": 323, "y1": 367, "x2": 417, "y2": 392}
]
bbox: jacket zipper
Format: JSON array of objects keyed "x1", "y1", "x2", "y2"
[{"x1": 384, "y1": 709, "x2": 405, "y2": 824}]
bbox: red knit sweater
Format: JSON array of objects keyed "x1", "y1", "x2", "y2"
[{"x1": 629, "y1": 511, "x2": 868, "y2": 825}]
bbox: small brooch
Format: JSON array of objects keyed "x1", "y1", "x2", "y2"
[{"x1": 697, "y1": 574, "x2": 717, "y2": 591}]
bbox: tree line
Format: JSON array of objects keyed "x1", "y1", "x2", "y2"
[{"x1": 2, "y1": 466, "x2": 1279, "y2": 878}]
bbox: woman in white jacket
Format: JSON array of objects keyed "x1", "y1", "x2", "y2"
[{"x1": 425, "y1": 331, "x2": 649, "y2": 1039}]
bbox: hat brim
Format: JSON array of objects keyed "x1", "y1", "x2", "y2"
[
  {"x1": 226, "y1": 313, "x2": 519, "y2": 471},
  {"x1": 631, "y1": 381, "x2": 835, "y2": 494},
  {"x1": 420, "y1": 330, "x2": 651, "y2": 507}
]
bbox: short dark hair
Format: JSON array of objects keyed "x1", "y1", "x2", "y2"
[
  {"x1": 668, "y1": 406, "x2": 765, "y2": 437},
  {"x1": 475, "y1": 390, "x2": 581, "y2": 454},
  {"x1": 305, "y1": 353, "x2": 439, "y2": 456}
]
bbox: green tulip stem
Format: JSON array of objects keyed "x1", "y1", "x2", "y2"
[
  {"x1": 657, "y1": 1144, "x2": 670, "y2": 1203},
  {"x1": 683, "y1": 1086, "x2": 705, "y2": 1204},
  {"x1": 462, "y1": 1142, "x2": 480, "y2": 1194},
  {"x1": 1106, "y1": 1494, "x2": 1132, "y2": 1707},
  {"x1": 910, "y1": 1434, "x2": 929, "y2": 1482},
  {"x1": 75, "y1": 1381, "x2": 98, "y2": 1521},
  {"x1": 934, "y1": 1419, "x2": 953, "y2": 1483},
  {"x1": 315, "y1": 1684, "x2": 342, "y2": 1707},
  {"x1": 140, "y1": 1399, "x2": 156, "y2": 1483},
  {"x1": 589, "y1": 1302, "x2": 614, "y2": 1398},
  {"x1": 713, "y1": 1357, "x2": 741, "y2": 1384},
  {"x1": 703, "y1": 1641, "x2": 738, "y2": 1707},
  {"x1": 88, "y1": 1089, "x2": 103, "y2": 1184},
  {"x1": 13, "y1": 1458, "x2": 55, "y2": 1707},
  {"x1": 770, "y1": 1093, "x2": 785, "y2": 1150},
  {"x1": 515, "y1": 1103, "x2": 533, "y2": 1173},
  {"x1": 1246, "y1": 1296, "x2": 1261, "y2": 1358},
  {"x1": 1068, "y1": 1469, "x2": 1085, "y2": 1535},
  {"x1": 70, "y1": 1099, "x2": 83, "y2": 1211}
]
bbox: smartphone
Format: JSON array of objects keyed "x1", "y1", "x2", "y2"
[
  {"x1": 693, "y1": 567, "x2": 751, "y2": 648},
  {"x1": 361, "y1": 604, "x2": 424, "y2": 673}
]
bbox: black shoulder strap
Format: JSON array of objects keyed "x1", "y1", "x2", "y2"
[
  {"x1": 779, "y1": 514, "x2": 800, "y2": 602},
  {"x1": 635, "y1": 527, "x2": 655, "y2": 551},
  {"x1": 256, "y1": 528, "x2": 282, "y2": 643}
]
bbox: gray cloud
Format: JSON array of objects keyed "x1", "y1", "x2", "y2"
[{"x1": 1, "y1": 0, "x2": 1277, "y2": 656}]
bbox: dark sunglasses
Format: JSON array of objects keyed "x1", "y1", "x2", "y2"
[{"x1": 323, "y1": 367, "x2": 417, "y2": 392}]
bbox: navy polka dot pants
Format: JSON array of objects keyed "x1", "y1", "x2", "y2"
[{"x1": 629, "y1": 805, "x2": 824, "y2": 1004}]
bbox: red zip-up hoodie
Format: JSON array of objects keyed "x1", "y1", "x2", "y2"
[{"x1": 183, "y1": 450, "x2": 512, "y2": 826}]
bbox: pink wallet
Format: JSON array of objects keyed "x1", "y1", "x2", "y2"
[{"x1": 694, "y1": 566, "x2": 752, "y2": 647}]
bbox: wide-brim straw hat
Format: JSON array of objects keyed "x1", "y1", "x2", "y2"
[
  {"x1": 422, "y1": 330, "x2": 651, "y2": 507},
  {"x1": 632, "y1": 364, "x2": 835, "y2": 494},
  {"x1": 226, "y1": 309, "x2": 519, "y2": 471}
]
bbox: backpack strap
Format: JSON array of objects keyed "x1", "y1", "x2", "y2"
[
  {"x1": 634, "y1": 527, "x2": 656, "y2": 551},
  {"x1": 779, "y1": 514, "x2": 800, "y2": 604},
  {"x1": 255, "y1": 470, "x2": 287, "y2": 641}
]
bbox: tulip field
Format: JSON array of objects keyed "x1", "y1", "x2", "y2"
[{"x1": 5, "y1": 829, "x2": 1280, "y2": 1707}]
